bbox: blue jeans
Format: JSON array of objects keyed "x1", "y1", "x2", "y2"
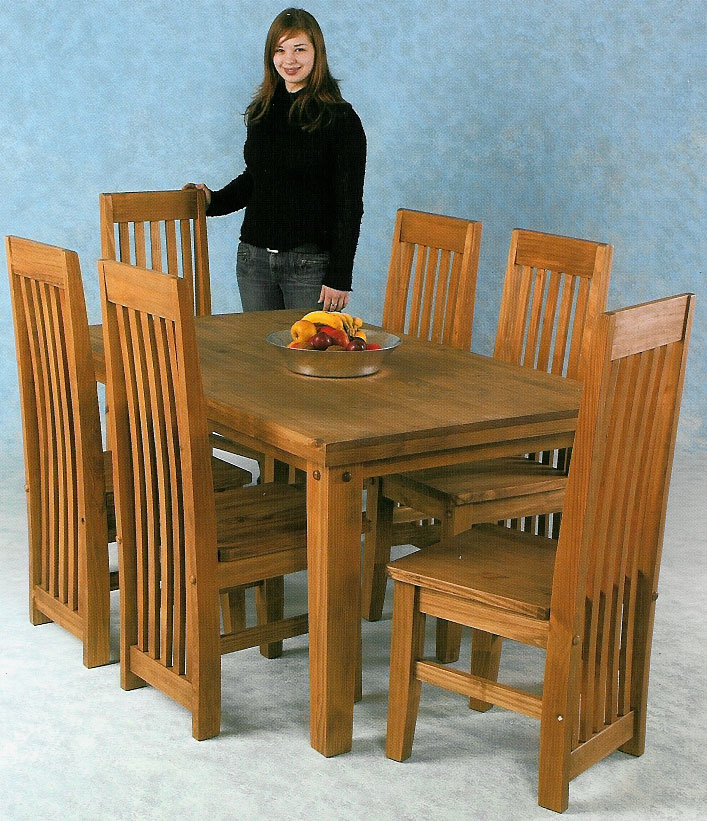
[{"x1": 236, "y1": 241, "x2": 329, "y2": 312}]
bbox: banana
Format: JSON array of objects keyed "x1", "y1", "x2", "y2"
[
  {"x1": 300, "y1": 310, "x2": 344, "y2": 330},
  {"x1": 338, "y1": 312, "x2": 363, "y2": 337},
  {"x1": 339, "y1": 312, "x2": 354, "y2": 334}
]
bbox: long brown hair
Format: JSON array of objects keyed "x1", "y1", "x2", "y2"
[{"x1": 246, "y1": 8, "x2": 345, "y2": 132}]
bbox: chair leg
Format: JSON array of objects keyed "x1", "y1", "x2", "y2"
[
  {"x1": 191, "y1": 599, "x2": 223, "y2": 741},
  {"x1": 537, "y1": 637, "x2": 575, "y2": 812},
  {"x1": 29, "y1": 595, "x2": 52, "y2": 626},
  {"x1": 434, "y1": 517, "x2": 463, "y2": 663},
  {"x1": 537, "y1": 715, "x2": 571, "y2": 813},
  {"x1": 435, "y1": 619, "x2": 463, "y2": 663},
  {"x1": 386, "y1": 580, "x2": 426, "y2": 762},
  {"x1": 468, "y1": 629, "x2": 503, "y2": 711},
  {"x1": 355, "y1": 611, "x2": 363, "y2": 703},
  {"x1": 361, "y1": 478, "x2": 393, "y2": 621},
  {"x1": 220, "y1": 587, "x2": 246, "y2": 635},
  {"x1": 619, "y1": 584, "x2": 655, "y2": 757},
  {"x1": 256, "y1": 577, "x2": 284, "y2": 658}
]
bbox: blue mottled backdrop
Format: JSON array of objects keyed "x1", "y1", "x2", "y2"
[{"x1": 1, "y1": 1, "x2": 705, "y2": 459}]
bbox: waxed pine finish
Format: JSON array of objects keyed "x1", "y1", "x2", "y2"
[
  {"x1": 6, "y1": 237, "x2": 251, "y2": 669},
  {"x1": 99, "y1": 188, "x2": 266, "y2": 476},
  {"x1": 385, "y1": 293, "x2": 694, "y2": 812},
  {"x1": 7, "y1": 236, "x2": 115, "y2": 667},
  {"x1": 381, "y1": 208, "x2": 482, "y2": 349},
  {"x1": 99, "y1": 261, "x2": 308, "y2": 740},
  {"x1": 89, "y1": 306, "x2": 582, "y2": 758},
  {"x1": 362, "y1": 208, "x2": 482, "y2": 646},
  {"x1": 363, "y1": 229, "x2": 613, "y2": 669},
  {"x1": 99, "y1": 188, "x2": 211, "y2": 316}
]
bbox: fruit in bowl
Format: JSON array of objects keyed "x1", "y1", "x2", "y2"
[
  {"x1": 286, "y1": 310, "x2": 375, "y2": 351},
  {"x1": 267, "y1": 313, "x2": 400, "y2": 377}
]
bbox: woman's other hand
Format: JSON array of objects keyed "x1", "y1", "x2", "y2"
[
  {"x1": 319, "y1": 286, "x2": 350, "y2": 311},
  {"x1": 182, "y1": 182, "x2": 212, "y2": 206}
]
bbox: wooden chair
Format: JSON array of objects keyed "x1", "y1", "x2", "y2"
[
  {"x1": 363, "y1": 229, "x2": 612, "y2": 667},
  {"x1": 361, "y1": 207, "x2": 482, "y2": 624},
  {"x1": 385, "y1": 293, "x2": 694, "y2": 813},
  {"x1": 99, "y1": 188, "x2": 211, "y2": 316},
  {"x1": 99, "y1": 188, "x2": 266, "y2": 471},
  {"x1": 99, "y1": 258, "x2": 308, "y2": 739},
  {"x1": 381, "y1": 208, "x2": 482, "y2": 348},
  {"x1": 7, "y1": 236, "x2": 114, "y2": 667},
  {"x1": 6, "y1": 236, "x2": 251, "y2": 669}
]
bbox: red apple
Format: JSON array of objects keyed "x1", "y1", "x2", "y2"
[
  {"x1": 345, "y1": 337, "x2": 367, "y2": 351},
  {"x1": 310, "y1": 331, "x2": 333, "y2": 350},
  {"x1": 319, "y1": 325, "x2": 348, "y2": 347},
  {"x1": 366, "y1": 342, "x2": 381, "y2": 350}
]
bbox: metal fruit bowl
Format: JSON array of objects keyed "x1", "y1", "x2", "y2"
[{"x1": 266, "y1": 328, "x2": 401, "y2": 377}]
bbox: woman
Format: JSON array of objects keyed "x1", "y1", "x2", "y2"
[{"x1": 186, "y1": 8, "x2": 366, "y2": 312}]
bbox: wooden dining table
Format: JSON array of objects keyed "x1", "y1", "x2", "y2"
[{"x1": 90, "y1": 307, "x2": 580, "y2": 757}]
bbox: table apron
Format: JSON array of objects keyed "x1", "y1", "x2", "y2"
[{"x1": 208, "y1": 421, "x2": 576, "y2": 477}]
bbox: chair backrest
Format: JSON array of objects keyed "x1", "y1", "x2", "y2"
[
  {"x1": 6, "y1": 236, "x2": 109, "y2": 659},
  {"x1": 381, "y1": 208, "x2": 482, "y2": 350},
  {"x1": 494, "y1": 229, "x2": 613, "y2": 380},
  {"x1": 99, "y1": 258, "x2": 219, "y2": 683},
  {"x1": 546, "y1": 294, "x2": 694, "y2": 765},
  {"x1": 99, "y1": 188, "x2": 211, "y2": 316}
]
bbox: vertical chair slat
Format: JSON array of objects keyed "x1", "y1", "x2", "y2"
[
  {"x1": 542, "y1": 271, "x2": 563, "y2": 373},
  {"x1": 164, "y1": 317, "x2": 187, "y2": 675},
  {"x1": 419, "y1": 246, "x2": 439, "y2": 342},
  {"x1": 119, "y1": 306, "x2": 149, "y2": 651},
  {"x1": 118, "y1": 223, "x2": 131, "y2": 263},
  {"x1": 21, "y1": 278, "x2": 50, "y2": 593},
  {"x1": 525, "y1": 268, "x2": 547, "y2": 369},
  {"x1": 155, "y1": 315, "x2": 177, "y2": 668},
  {"x1": 133, "y1": 310, "x2": 160, "y2": 659},
  {"x1": 506, "y1": 265, "x2": 533, "y2": 363},
  {"x1": 38, "y1": 281, "x2": 61, "y2": 598},
  {"x1": 382, "y1": 215, "x2": 410, "y2": 334},
  {"x1": 141, "y1": 312, "x2": 165, "y2": 662},
  {"x1": 131, "y1": 222, "x2": 146, "y2": 268},
  {"x1": 441, "y1": 251, "x2": 460, "y2": 347},
  {"x1": 552, "y1": 274, "x2": 577, "y2": 376},
  {"x1": 59, "y1": 284, "x2": 81, "y2": 613},
  {"x1": 149, "y1": 221, "x2": 162, "y2": 272},
  {"x1": 408, "y1": 246, "x2": 427, "y2": 337},
  {"x1": 567, "y1": 277, "x2": 590, "y2": 379},
  {"x1": 180, "y1": 219, "x2": 194, "y2": 296},
  {"x1": 152, "y1": 313, "x2": 174, "y2": 667},
  {"x1": 48, "y1": 288, "x2": 72, "y2": 606},
  {"x1": 165, "y1": 220, "x2": 179, "y2": 276}
]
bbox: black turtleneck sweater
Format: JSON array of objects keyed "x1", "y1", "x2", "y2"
[{"x1": 207, "y1": 82, "x2": 366, "y2": 292}]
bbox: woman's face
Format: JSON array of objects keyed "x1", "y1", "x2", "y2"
[{"x1": 273, "y1": 31, "x2": 315, "y2": 92}]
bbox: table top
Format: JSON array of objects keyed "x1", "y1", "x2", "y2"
[{"x1": 91, "y1": 308, "x2": 581, "y2": 470}]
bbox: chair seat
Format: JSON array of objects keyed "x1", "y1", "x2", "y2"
[
  {"x1": 387, "y1": 523, "x2": 555, "y2": 620},
  {"x1": 216, "y1": 482, "x2": 307, "y2": 562},
  {"x1": 210, "y1": 454, "x2": 254, "y2": 492},
  {"x1": 103, "y1": 451, "x2": 251, "y2": 543},
  {"x1": 385, "y1": 456, "x2": 568, "y2": 507}
]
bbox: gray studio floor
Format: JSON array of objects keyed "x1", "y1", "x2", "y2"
[{"x1": 1, "y1": 449, "x2": 706, "y2": 821}]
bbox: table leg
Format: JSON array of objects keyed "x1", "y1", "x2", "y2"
[{"x1": 306, "y1": 463, "x2": 362, "y2": 756}]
